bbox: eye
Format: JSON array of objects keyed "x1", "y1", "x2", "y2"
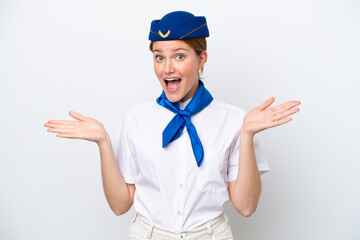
[
  {"x1": 155, "y1": 55, "x2": 164, "y2": 61},
  {"x1": 175, "y1": 54, "x2": 184, "y2": 60}
]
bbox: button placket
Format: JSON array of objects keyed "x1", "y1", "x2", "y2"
[
  {"x1": 174, "y1": 128, "x2": 187, "y2": 230},
  {"x1": 175, "y1": 155, "x2": 185, "y2": 218}
]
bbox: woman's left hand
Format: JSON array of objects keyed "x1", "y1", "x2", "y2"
[{"x1": 241, "y1": 97, "x2": 301, "y2": 137}]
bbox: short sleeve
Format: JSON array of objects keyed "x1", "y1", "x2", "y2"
[
  {"x1": 227, "y1": 110, "x2": 270, "y2": 182},
  {"x1": 112, "y1": 112, "x2": 138, "y2": 184}
]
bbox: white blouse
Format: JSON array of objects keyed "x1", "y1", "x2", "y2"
[{"x1": 112, "y1": 99, "x2": 269, "y2": 231}]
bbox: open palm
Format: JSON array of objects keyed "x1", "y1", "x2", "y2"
[
  {"x1": 242, "y1": 97, "x2": 301, "y2": 136},
  {"x1": 44, "y1": 111, "x2": 107, "y2": 144}
]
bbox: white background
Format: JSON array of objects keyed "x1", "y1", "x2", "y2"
[{"x1": 1, "y1": 0, "x2": 359, "y2": 239}]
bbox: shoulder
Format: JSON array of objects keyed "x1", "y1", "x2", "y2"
[
  {"x1": 124, "y1": 101, "x2": 160, "y2": 118},
  {"x1": 115, "y1": 101, "x2": 161, "y2": 138},
  {"x1": 122, "y1": 100, "x2": 171, "y2": 129}
]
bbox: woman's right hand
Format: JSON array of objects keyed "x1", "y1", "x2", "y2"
[{"x1": 44, "y1": 111, "x2": 108, "y2": 145}]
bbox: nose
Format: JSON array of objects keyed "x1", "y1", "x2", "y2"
[{"x1": 164, "y1": 59, "x2": 175, "y2": 75}]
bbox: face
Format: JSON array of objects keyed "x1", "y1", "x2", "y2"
[{"x1": 152, "y1": 40, "x2": 207, "y2": 103}]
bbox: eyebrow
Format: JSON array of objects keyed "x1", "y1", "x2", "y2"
[
  {"x1": 153, "y1": 48, "x2": 189, "y2": 53},
  {"x1": 173, "y1": 48, "x2": 188, "y2": 51}
]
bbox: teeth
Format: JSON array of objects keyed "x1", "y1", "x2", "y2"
[{"x1": 165, "y1": 78, "x2": 181, "y2": 81}]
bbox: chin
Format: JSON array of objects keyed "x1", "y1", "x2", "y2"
[
  {"x1": 165, "y1": 94, "x2": 181, "y2": 103},
  {"x1": 163, "y1": 91, "x2": 184, "y2": 103}
]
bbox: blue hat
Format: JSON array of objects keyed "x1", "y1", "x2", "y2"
[{"x1": 149, "y1": 11, "x2": 209, "y2": 41}]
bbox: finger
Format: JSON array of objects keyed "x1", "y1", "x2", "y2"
[
  {"x1": 259, "y1": 97, "x2": 275, "y2": 111},
  {"x1": 273, "y1": 107, "x2": 300, "y2": 121},
  {"x1": 56, "y1": 133, "x2": 78, "y2": 139},
  {"x1": 44, "y1": 121, "x2": 79, "y2": 129},
  {"x1": 273, "y1": 101, "x2": 301, "y2": 112},
  {"x1": 47, "y1": 125, "x2": 76, "y2": 134},
  {"x1": 44, "y1": 122, "x2": 66, "y2": 128},
  {"x1": 69, "y1": 111, "x2": 87, "y2": 121},
  {"x1": 269, "y1": 117, "x2": 293, "y2": 128},
  {"x1": 276, "y1": 117, "x2": 293, "y2": 126},
  {"x1": 46, "y1": 120, "x2": 76, "y2": 125}
]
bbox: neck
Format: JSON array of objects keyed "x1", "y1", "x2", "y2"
[{"x1": 180, "y1": 80, "x2": 200, "y2": 103}]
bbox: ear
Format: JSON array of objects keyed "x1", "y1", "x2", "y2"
[{"x1": 198, "y1": 51, "x2": 208, "y2": 70}]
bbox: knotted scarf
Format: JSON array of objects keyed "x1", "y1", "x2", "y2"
[{"x1": 156, "y1": 80, "x2": 213, "y2": 167}]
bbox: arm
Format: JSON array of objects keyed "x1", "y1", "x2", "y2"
[
  {"x1": 97, "y1": 134, "x2": 135, "y2": 216},
  {"x1": 228, "y1": 131, "x2": 261, "y2": 217},
  {"x1": 228, "y1": 97, "x2": 301, "y2": 217},
  {"x1": 44, "y1": 111, "x2": 134, "y2": 216}
]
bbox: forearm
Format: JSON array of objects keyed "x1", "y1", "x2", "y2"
[
  {"x1": 231, "y1": 131, "x2": 261, "y2": 217},
  {"x1": 229, "y1": 98, "x2": 300, "y2": 216},
  {"x1": 97, "y1": 134, "x2": 134, "y2": 215}
]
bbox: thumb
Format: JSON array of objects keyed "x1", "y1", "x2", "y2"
[
  {"x1": 69, "y1": 111, "x2": 87, "y2": 121},
  {"x1": 259, "y1": 97, "x2": 275, "y2": 111}
]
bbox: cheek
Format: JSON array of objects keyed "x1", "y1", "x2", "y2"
[
  {"x1": 178, "y1": 61, "x2": 197, "y2": 76},
  {"x1": 154, "y1": 63, "x2": 162, "y2": 77}
]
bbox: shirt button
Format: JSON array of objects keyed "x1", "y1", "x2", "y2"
[
  {"x1": 177, "y1": 211, "x2": 182, "y2": 215},
  {"x1": 178, "y1": 183, "x2": 183, "y2": 188}
]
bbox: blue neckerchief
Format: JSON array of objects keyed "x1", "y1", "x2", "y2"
[{"x1": 156, "y1": 80, "x2": 213, "y2": 167}]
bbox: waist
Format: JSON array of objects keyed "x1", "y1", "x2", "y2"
[{"x1": 131, "y1": 212, "x2": 230, "y2": 239}]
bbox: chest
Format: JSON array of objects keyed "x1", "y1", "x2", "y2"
[
  {"x1": 129, "y1": 108, "x2": 238, "y2": 159},
  {"x1": 128, "y1": 107, "x2": 240, "y2": 185}
]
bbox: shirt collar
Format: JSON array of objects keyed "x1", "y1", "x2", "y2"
[{"x1": 178, "y1": 98, "x2": 192, "y2": 110}]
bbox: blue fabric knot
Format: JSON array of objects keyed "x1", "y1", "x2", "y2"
[
  {"x1": 179, "y1": 110, "x2": 191, "y2": 118},
  {"x1": 156, "y1": 80, "x2": 213, "y2": 167}
]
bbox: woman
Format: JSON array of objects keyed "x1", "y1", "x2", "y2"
[{"x1": 44, "y1": 11, "x2": 300, "y2": 240}]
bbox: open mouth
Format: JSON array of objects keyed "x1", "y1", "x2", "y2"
[{"x1": 164, "y1": 78, "x2": 181, "y2": 91}]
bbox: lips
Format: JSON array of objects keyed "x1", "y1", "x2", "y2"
[{"x1": 164, "y1": 78, "x2": 181, "y2": 85}]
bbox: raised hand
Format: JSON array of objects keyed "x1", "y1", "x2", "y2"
[
  {"x1": 241, "y1": 97, "x2": 301, "y2": 137},
  {"x1": 44, "y1": 111, "x2": 108, "y2": 145}
]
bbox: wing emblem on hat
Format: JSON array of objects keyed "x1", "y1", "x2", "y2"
[{"x1": 158, "y1": 30, "x2": 171, "y2": 38}]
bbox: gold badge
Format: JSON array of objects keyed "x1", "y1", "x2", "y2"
[{"x1": 158, "y1": 30, "x2": 171, "y2": 38}]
